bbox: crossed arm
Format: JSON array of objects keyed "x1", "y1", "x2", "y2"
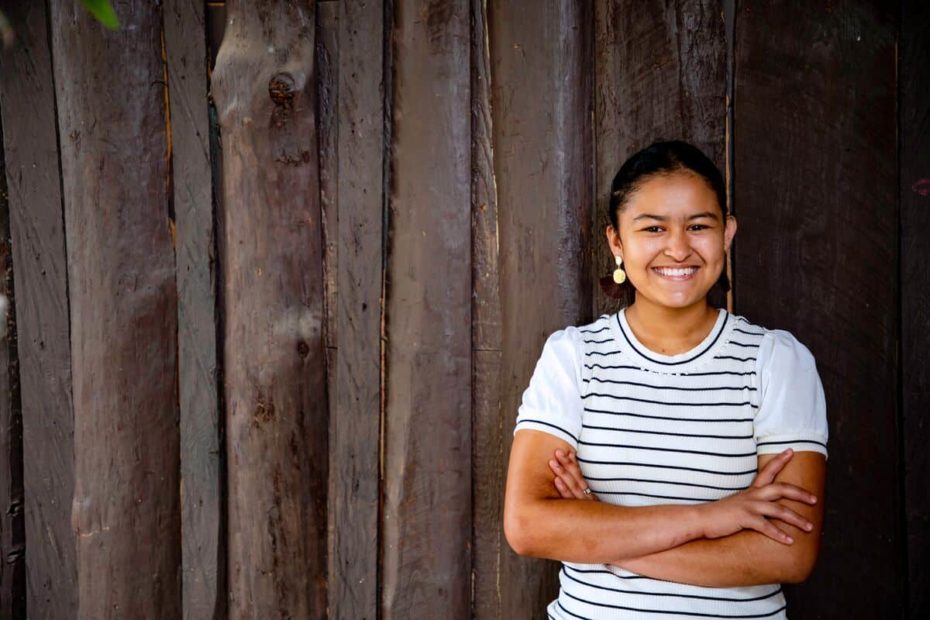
[{"x1": 503, "y1": 429, "x2": 826, "y2": 587}]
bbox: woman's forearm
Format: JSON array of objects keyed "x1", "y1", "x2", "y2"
[
  {"x1": 506, "y1": 496, "x2": 708, "y2": 564},
  {"x1": 613, "y1": 527, "x2": 820, "y2": 587}
]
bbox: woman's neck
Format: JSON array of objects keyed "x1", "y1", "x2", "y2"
[{"x1": 624, "y1": 297, "x2": 719, "y2": 356}]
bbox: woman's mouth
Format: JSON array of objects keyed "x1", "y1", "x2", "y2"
[{"x1": 652, "y1": 266, "x2": 699, "y2": 281}]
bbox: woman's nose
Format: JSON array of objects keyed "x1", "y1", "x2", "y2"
[{"x1": 664, "y1": 230, "x2": 692, "y2": 261}]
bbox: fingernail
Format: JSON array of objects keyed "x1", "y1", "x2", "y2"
[
  {"x1": 786, "y1": 536, "x2": 794, "y2": 543},
  {"x1": 555, "y1": 449, "x2": 564, "y2": 457},
  {"x1": 810, "y1": 496, "x2": 817, "y2": 504},
  {"x1": 806, "y1": 523, "x2": 813, "y2": 531}
]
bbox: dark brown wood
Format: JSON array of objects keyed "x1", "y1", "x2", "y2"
[
  {"x1": 901, "y1": 0, "x2": 930, "y2": 615},
  {"x1": 49, "y1": 1, "x2": 181, "y2": 616},
  {"x1": 381, "y1": 0, "x2": 471, "y2": 617},
  {"x1": 211, "y1": 1, "x2": 328, "y2": 617},
  {"x1": 489, "y1": 3, "x2": 593, "y2": 617},
  {"x1": 0, "y1": 129, "x2": 26, "y2": 620},
  {"x1": 163, "y1": 1, "x2": 225, "y2": 618},
  {"x1": 733, "y1": 2, "x2": 898, "y2": 616},
  {"x1": 0, "y1": 2, "x2": 77, "y2": 617},
  {"x1": 328, "y1": 0, "x2": 383, "y2": 618},
  {"x1": 593, "y1": 0, "x2": 727, "y2": 316},
  {"x1": 470, "y1": 0, "x2": 504, "y2": 617}
]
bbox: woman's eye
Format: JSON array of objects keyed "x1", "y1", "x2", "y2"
[
  {"x1": 642, "y1": 226, "x2": 663, "y2": 233},
  {"x1": 688, "y1": 224, "x2": 709, "y2": 231}
]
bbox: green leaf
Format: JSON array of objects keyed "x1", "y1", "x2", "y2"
[{"x1": 80, "y1": 0, "x2": 119, "y2": 31}]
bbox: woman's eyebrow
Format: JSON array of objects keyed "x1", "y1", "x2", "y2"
[{"x1": 632, "y1": 211, "x2": 718, "y2": 222}]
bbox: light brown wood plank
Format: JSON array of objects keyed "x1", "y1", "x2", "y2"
[
  {"x1": 49, "y1": 0, "x2": 181, "y2": 615},
  {"x1": 211, "y1": 1, "x2": 328, "y2": 616}
]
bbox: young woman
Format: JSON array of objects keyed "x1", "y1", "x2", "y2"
[{"x1": 503, "y1": 141, "x2": 828, "y2": 619}]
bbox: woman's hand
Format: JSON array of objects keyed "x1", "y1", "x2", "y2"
[
  {"x1": 698, "y1": 449, "x2": 817, "y2": 544},
  {"x1": 549, "y1": 449, "x2": 598, "y2": 501},
  {"x1": 548, "y1": 447, "x2": 817, "y2": 545}
]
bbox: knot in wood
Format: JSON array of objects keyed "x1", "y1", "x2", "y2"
[{"x1": 268, "y1": 73, "x2": 296, "y2": 105}]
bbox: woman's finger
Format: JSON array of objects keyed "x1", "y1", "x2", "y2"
[
  {"x1": 756, "y1": 482, "x2": 817, "y2": 505},
  {"x1": 550, "y1": 459, "x2": 586, "y2": 499},
  {"x1": 754, "y1": 501, "x2": 814, "y2": 532},
  {"x1": 752, "y1": 449, "x2": 793, "y2": 488},
  {"x1": 749, "y1": 516, "x2": 794, "y2": 545},
  {"x1": 553, "y1": 476, "x2": 574, "y2": 500}
]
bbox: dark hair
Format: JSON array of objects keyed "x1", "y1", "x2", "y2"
[
  {"x1": 602, "y1": 140, "x2": 730, "y2": 299},
  {"x1": 608, "y1": 140, "x2": 727, "y2": 229}
]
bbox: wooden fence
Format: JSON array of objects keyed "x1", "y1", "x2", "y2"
[{"x1": 0, "y1": 0, "x2": 927, "y2": 618}]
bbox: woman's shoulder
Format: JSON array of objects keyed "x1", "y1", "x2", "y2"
[{"x1": 728, "y1": 312, "x2": 818, "y2": 369}]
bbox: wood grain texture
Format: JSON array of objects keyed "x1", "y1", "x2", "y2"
[
  {"x1": 593, "y1": 0, "x2": 727, "y2": 316},
  {"x1": 470, "y1": 0, "x2": 504, "y2": 617},
  {"x1": 163, "y1": 1, "x2": 225, "y2": 618},
  {"x1": 0, "y1": 2, "x2": 74, "y2": 616},
  {"x1": 0, "y1": 122, "x2": 26, "y2": 619},
  {"x1": 211, "y1": 1, "x2": 329, "y2": 617},
  {"x1": 489, "y1": 3, "x2": 593, "y2": 617},
  {"x1": 733, "y1": 1, "x2": 898, "y2": 616},
  {"x1": 49, "y1": 0, "x2": 181, "y2": 616},
  {"x1": 329, "y1": 1, "x2": 384, "y2": 618},
  {"x1": 901, "y1": 0, "x2": 930, "y2": 615},
  {"x1": 381, "y1": 1, "x2": 471, "y2": 617}
]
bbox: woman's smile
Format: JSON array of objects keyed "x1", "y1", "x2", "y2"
[{"x1": 651, "y1": 265, "x2": 701, "y2": 281}]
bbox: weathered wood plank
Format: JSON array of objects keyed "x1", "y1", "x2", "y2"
[
  {"x1": 901, "y1": 0, "x2": 930, "y2": 615},
  {"x1": 381, "y1": 0, "x2": 471, "y2": 617},
  {"x1": 211, "y1": 2, "x2": 328, "y2": 617},
  {"x1": 48, "y1": 1, "x2": 181, "y2": 616},
  {"x1": 0, "y1": 3, "x2": 77, "y2": 616},
  {"x1": 328, "y1": 0, "x2": 383, "y2": 618},
  {"x1": 470, "y1": 0, "x2": 504, "y2": 617},
  {"x1": 163, "y1": 1, "x2": 225, "y2": 618},
  {"x1": 733, "y1": 2, "x2": 898, "y2": 616},
  {"x1": 593, "y1": 0, "x2": 727, "y2": 316},
  {"x1": 0, "y1": 133, "x2": 26, "y2": 619},
  {"x1": 490, "y1": 3, "x2": 593, "y2": 617}
]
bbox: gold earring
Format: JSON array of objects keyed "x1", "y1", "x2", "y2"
[{"x1": 613, "y1": 255, "x2": 626, "y2": 284}]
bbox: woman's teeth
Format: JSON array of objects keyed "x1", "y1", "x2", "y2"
[{"x1": 653, "y1": 267, "x2": 698, "y2": 278}]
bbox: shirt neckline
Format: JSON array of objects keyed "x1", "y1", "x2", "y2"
[{"x1": 611, "y1": 307, "x2": 731, "y2": 370}]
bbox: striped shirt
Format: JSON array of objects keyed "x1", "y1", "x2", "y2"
[{"x1": 514, "y1": 308, "x2": 828, "y2": 620}]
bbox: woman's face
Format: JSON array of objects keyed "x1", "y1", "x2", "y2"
[{"x1": 607, "y1": 171, "x2": 737, "y2": 311}]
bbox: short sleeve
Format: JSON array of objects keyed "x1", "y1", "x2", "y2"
[
  {"x1": 754, "y1": 329, "x2": 829, "y2": 459},
  {"x1": 513, "y1": 327, "x2": 585, "y2": 449}
]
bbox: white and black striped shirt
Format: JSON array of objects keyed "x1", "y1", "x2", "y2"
[{"x1": 514, "y1": 308, "x2": 828, "y2": 620}]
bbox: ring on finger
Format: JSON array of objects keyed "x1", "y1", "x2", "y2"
[{"x1": 583, "y1": 487, "x2": 592, "y2": 496}]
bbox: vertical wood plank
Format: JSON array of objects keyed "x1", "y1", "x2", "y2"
[
  {"x1": 489, "y1": 3, "x2": 594, "y2": 617},
  {"x1": 49, "y1": 1, "x2": 181, "y2": 616},
  {"x1": 0, "y1": 2, "x2": 75, "y2": 616},
  {"x1": 733, "y1": 2, "x2": 898, "y2": 616},
  {"x1": 381, "y1": 0, "x2": 471, "y2": 617},
  {"x1": 470, "y1": 0, "x2": 504, "y2": 617},
  {"x1": 0, "y1": 131, "x2": 26, "y2": 619},
  {"x1": 329, "y1": 0, "x2": 384, "y2": 618},
  {"x1": 901, "y1": 0, "x2": 930, "y2": 615},
  {"x1": 593, "y1": 0, "x2": 727, "y2": 316},
  {"x1": 163, "y1": 1, "x2": 225, "y2": 618},
  {"x1": 211, "y1": 1, "x2": 329, "y2": 617}
]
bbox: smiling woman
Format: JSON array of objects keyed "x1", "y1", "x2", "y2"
[{"x1": 503, "y1": 141, "x2": 828, "y2": 619}]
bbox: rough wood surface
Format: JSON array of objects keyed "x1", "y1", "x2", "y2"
[
  {"x1": 49, "y1": 1, "x2": 181, "y2": 616},
  {"x1": 328, "y1": 1, "x2": 383, "y2": 618},
  {"x1": 901, "y1": 0, "x2": 930, "y2": 615},
  {"x1": 211, "y1": 1, "x2": 328, "y2": 617},
  {"x1": 470, "y1": 0, "x2": 504, "y2": 617},
  {"x1": 489, "y1": 3, "x2": 593, "y2": 617},
  {"x1": 381, "y1": 1, "x2": 471, "y2": 617},
  {"x1": 0, "y1": 124, "x2": 25, "y2": 619},
  {"x1": 0, "y1": 2, "x2": 74, "y2": 617},
  {"x1": 593, "y1": 0, "x2": 727, "y2": 316},
  {"x1": 163, "y1": 1, "x2": 225, "y2": 618},
  {"x1": 733, "y1": 2, "x2": 898, "y2": 616}
]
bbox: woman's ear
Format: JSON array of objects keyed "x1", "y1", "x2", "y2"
[
  {"x1": 606, "y1": 224, "x2": 623, "y2": 257},
  {"x1": 723, "y1": 215, "x2": 737, "y2": 252}
]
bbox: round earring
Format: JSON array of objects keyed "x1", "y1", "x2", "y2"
[{"x1": 612, "y1": 255, "x2": 626, "y2": 284}]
